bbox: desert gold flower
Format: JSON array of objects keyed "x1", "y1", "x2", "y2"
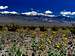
[
  {"x1": 64, "y1": 38, "x2": 67, "y2": 40},
  {"x1": 52, "y1": 31, "x2": 56, "y2": 34},
  {"x1": 50, "y1": 35, "x2": 53, "y2": 38},
  {"x1": 47, "y1": 39, "x2": 51, "y2": 44},
  {"x1": 32, "y1": 31, "x2": 36, "y2": 34},
  {"x1": 63, "y1": 34, "x2": 66, "y2": 37},
  {"x1": 41, "y1": 45, "x2": 43, "y2": 47},
  {"x1": 48, "y1": 40, "x2": 51, "y2": 44},
  {"x1": 56, "y1": 45, "x2": 60, "y2": 48},
  {"x1": 55, "y1": 43, "x2": 62, "y2": 49},
  {"x1": 40, "y1": 33, "x2": 44, "y2": 37},
  {"x1": 64, "y1": 43, "x2": 67, "y2": 46},
  {"x1": 44, "y1": 32, "x2": 48, "y2": 35},
  {"x1": 31, "y1": 32, "x2": 36, "y2": 37}
]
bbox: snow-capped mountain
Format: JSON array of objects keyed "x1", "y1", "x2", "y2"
[
  {"x1": 0, "y1": 10, "x2": 75, "y2": 24},
  {"x1": 0, "y1": 10, "x2": 74, "y2": 27}
]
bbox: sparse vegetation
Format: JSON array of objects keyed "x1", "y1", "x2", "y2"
[{"x1": 0, "y1": 23, "x2": 74, "y2": 56}]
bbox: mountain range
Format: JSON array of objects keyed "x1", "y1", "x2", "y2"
[{"x1": 0, "y1": 13, "x2": 74, "y2": 27}]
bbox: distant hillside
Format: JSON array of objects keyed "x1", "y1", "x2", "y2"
[{"x1": 0, "y1": 14, "x2": 74, "y2": 27}]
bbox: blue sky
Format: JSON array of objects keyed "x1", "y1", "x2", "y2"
[{"x1": 0, "y1": 0, "x2": 75, "y2": 14}]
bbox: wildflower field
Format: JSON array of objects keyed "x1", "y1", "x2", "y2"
[{"x1": 0, "y1": 24, "x2": 75, "y2": 56}]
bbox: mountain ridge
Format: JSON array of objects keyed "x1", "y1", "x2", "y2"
[{"x1": 0, "y1": 14, "x2": 74, "y2": 27}]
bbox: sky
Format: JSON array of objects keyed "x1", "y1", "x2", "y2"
[{"x1": 0, "y1": 0, "x2": 75, "y2": 14}]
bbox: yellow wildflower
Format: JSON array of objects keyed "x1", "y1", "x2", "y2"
[
  {"x1": 64, "y1": 38, "x2": 67, "y2": 40},
  {"x1": 63, "y1": 34, "x2": 66, "y2": 37},
  {"x1": 56, "y1": 45, "x2": 60, "y2": 48},
  {"x1": 52, "y1": 31, "x2": 56, "y2": 34}
]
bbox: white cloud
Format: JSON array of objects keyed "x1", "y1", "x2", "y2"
[
  {"x1": 37, "y1": 13, "x2": 44, "y2": 16},
  {"x1": 21, "y1": 11, "x2": 38, "y2": 16},
  {"x1": 45, "y1": 15, "x2": 55, "y2": 17},
  {"x1": 0, "y1": 11, "x2": 9, "y2": 14},
  {"x1": 0, "y1": 6, "x2": 8, "y2": 9},
  {"x1": 21, "y1": 10, "x2": 56, "y2": 17},
  {"x1": 60, "y1": 11, "x2": 75, "y2": 16},
  {"x1": 60, "y1": 11, "x2": 71, "y2": 15},
  {"x1": 9, "y1": 11, "x2": 18, "y2": 14},
  {"x1": 0, "y1": 11, "x2": 18, "y2": 14},
  {"x1": 22, "y1": 12, "x2": 31, "y2": 15},
  {"x1": 45, "y1": 10, "x2": 53, "y2": 14},
  {"x1": 61, "y1": 14, "x2": 66, "y2": 16},
  {"x1": 72, "y1": 12, "x2": 75, "y2": 15}
]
